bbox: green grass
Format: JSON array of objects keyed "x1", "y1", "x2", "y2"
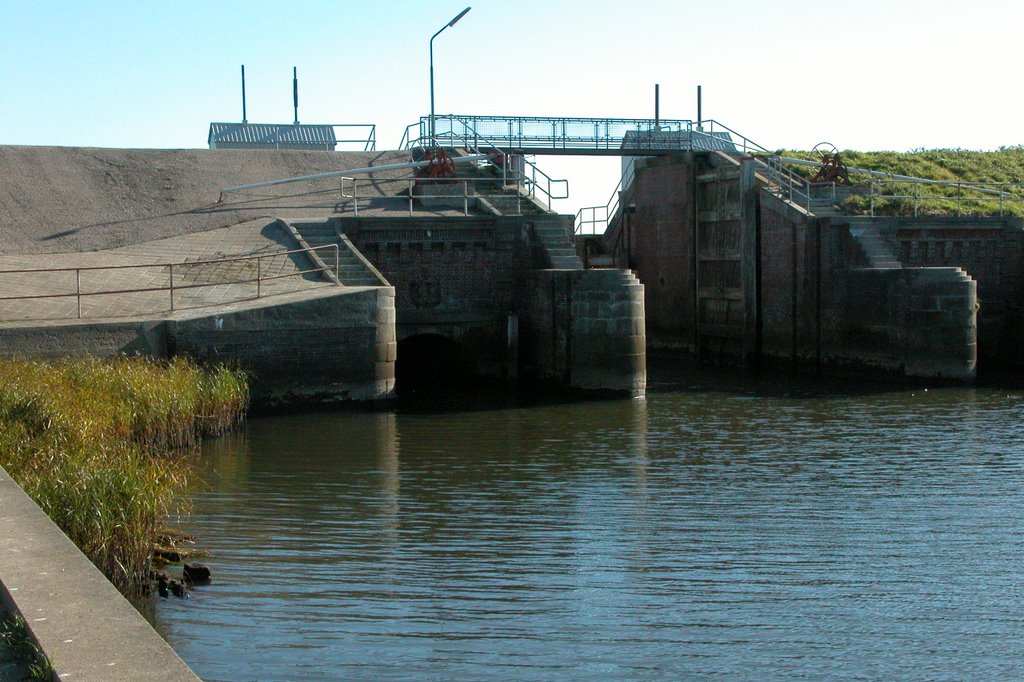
[
  {"x1": 776, "y1": 146, "x2": 1024, "y2": 217},
  {"x1": 0, "y1": 356, "x2": 248, "y2": 596},
  {"x1": 0, "y1": 612, "x2": 55, "y2": 681}
]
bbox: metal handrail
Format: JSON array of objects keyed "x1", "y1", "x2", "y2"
[
  {"x1": 336, "y1": 175, "x2": 548, "y2": 217},
  {"x1": 401, "y1": 116, "x2": 570, "y2": 210},
  {"x1": 575, "y1": 165, "x2": 634, "y2": 236},
  {"x1": 867, "y1": 180, "x2": 1024, "y2": 217},
  {"x1": 0, "y1": 245, "x2": 340, "y2": 321}
]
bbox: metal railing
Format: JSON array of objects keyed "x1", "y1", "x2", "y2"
[
  {"x1": 575, "y1": 165, "x2": 634, "y2": 236},
  {"x1": 866, "y1": 180, "x2": 1024, "y2": 217},
  {"x1": 0, "y1": 245, "x2": 339, "y2": 321},
  {"x1": 336, "y1": 174, "x2": 544, "y2": 217},
  {"x1": 407, "y1": 115, "x2": 729, "y2": 153},
  {"x1": 401, "y1": 116, "x2": 570, "y2": 210}
]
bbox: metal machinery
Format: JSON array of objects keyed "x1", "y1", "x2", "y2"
[
  {"x1": 810, "y1": 142, "x2": 850, "y2": 185},
  {"x1": 417, "y1": 148, "x2": 458, "y2": 180}
]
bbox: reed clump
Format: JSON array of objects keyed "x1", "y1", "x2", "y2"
[{"x1": 0, "y1": 356, "x2": 248, "y2": 596}]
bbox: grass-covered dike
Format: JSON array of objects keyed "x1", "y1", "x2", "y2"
[
  {"x1": 780, "y1": 146, "x2": 1024, "y2": 216},
  {"x1": 0, "y1": 356, "x2": 248, "y2": 596}
]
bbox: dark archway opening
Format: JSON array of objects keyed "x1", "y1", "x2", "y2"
[{"x1": 395, "y1": 334, "x2": 479, "y2": 399}]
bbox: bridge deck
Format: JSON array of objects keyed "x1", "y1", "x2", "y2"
[{"x1": 408, "y1": 115, "x2": 767, "y2": 156}]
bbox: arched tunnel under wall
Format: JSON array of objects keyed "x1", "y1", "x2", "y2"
[{"x1": 394, "y1": 333, "x2": 480, "y2": 396}]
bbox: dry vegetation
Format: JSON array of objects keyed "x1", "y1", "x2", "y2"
[{"x1": 0, "y1": 356, "x2": 247, "y2": 595}]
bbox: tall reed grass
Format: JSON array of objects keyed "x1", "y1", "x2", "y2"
[{"x1": 0, "y1": 356, "x2": 248, "y2": 595}]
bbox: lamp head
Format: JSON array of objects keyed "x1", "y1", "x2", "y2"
[{"x1": 449, "y1": 7, "x2": 471, "y2": 26}]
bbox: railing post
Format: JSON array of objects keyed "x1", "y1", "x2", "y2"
[
  {"x1": 168, "y1": 263, "x2": 174, "y2": 311},
  {"x1": 76, "y1": 269, "x2": 82, "y2": 319},
  {"x1": 257, "y1": 256, "x2": 262, "y2": 299},
  {"x1": 463, "y1": 181, "x2": 468, "y2": 216},
  {"x1": 334, "y1": 244, "x2": 340, "y2": 281}
]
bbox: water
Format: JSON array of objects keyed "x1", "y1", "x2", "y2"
[{"x1": 150, "y1": 368, "x2": 1024, "y2": 680}]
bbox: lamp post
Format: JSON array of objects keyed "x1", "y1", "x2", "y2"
[{"x1": 430, "y1": 7, "x2": 471, "y2": 146}]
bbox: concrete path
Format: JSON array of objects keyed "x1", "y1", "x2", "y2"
[{"x1": 0, "y1": 219, "x2": 338, "y2": 323}]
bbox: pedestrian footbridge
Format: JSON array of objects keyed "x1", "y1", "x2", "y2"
[{"x1": 401, "y1": 114, "x2": 764, "y2": 156}]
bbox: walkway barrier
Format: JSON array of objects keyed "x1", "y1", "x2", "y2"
[
  {"x1": 403, "y1": 115, "x2": 750, "y2": 154},
  {"x1": 401, "y1": 116, "x2": 570, "y2": 209},
  {"x1": 0, "y1": 245, "x2": 339, "y2": 322}
]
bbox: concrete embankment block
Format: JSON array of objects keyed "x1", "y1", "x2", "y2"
[
  {"x1": 0, "y1": 465, "x2": 201, "y2": 681},
  {"x1": 168, "y1": 285, "x2": 397, "y2": 405}
]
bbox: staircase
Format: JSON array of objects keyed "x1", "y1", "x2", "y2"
[
  {"x1": 293, "y1": 221, "x2": 389, "y2": 287},
  {"x1": 533, "y1": 219, "x2": 584, "y2": 270},
  {"x1": 848, "y1": 220, "x2": 901, "y2": 269}
]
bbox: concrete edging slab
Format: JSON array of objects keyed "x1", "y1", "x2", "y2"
[{"x1": 0, "y1": 464, "x2": 200, "y2": 681}]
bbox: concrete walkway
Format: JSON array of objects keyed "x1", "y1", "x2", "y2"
[{"x1": 0, "y1": 219, "x2": 338, "y2": 323}]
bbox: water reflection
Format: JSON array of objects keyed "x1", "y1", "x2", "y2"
[{"x1": 152, "y1": 374, "x2": 1024, "y2": 681}]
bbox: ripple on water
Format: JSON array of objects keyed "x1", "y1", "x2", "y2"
[{"x1": 152, "y1": 383, "x2": 1024, "y2": 681}]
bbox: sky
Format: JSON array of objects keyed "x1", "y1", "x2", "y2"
[{"x1": 3, "y1": 0, "x2": 1022, "y2": 215}]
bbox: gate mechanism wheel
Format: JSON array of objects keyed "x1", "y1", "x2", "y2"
[
  {"x1": 418, "y1": 148, "x2": 457, "y2": 181},
  {"x1": 810, "y1": 142, "x2": 849, "y2": 185}
]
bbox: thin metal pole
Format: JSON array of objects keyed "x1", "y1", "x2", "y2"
[
  {"x1": 334, "y1": 245, "x2": 340, "y2": 281},
  {"x1": 76, "y1": 269, "x2": 82, "y2": 319},
  {"x1": 241, "y1": 65, "x2": 247, "y2": 124},
  {"x1": 257, "y1": 256, "x2": 262, "y2": 298},
  {"x1": 169, "y1": 264, "x2": 174, "y2": 311},
  {"x1": 429, "y1": 7, "x2": 471, "y2": 146}
]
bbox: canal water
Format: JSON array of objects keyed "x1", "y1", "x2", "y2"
[{"x1": 150, "y1": 366, "x2": 1024, "y2": 680}]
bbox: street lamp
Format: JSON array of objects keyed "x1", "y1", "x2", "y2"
[{"x1": 429, "y1": 7, "x2": 471, "y2": 146}]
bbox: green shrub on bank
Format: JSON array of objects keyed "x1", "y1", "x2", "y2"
[
  {"x1": 0, "y1": 356, "x2": 248, "y2": 595},
  {"x1": 777, "y1": 146, "x2": 1024, "y2": 217}
]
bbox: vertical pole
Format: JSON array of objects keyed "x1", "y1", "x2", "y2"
[
  {"x1": 429, "y1": 39, "x2": 435, "y2": 144},
  {"x1": 697, "y1": 85, "x2": 702, "y2": 128},
  {"x1": 335, "y1": 244, "x2": 340, "y2": 281},
  {"x1": 76, "y1": 269, "x2": 82, "y2": 319},
  {"x1": 241, "y1": 65, "x2": 247, "y2": 123},
  {"x1": 257, "y1": 256, "x2": 262, "y2": 298},
  {"x1": 169, "y1": 264, "x2": 174, "y2": 311},
  {"x1": 292, "y1": 66, "x2": 299, "y2": 125},
  {"x1": 654, "y1": 83, "x2": 660, "y2": 128}
]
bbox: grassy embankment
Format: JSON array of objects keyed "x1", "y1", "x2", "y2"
[
  {"x1": 0, "y1": 356, "x2": 247, "y2": 596},
  {"x1": 779, "y1": 146, "x2": 1024, "y2": 217}
]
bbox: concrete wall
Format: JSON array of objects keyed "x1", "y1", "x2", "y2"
[
  {"x1": 0, "y1": 286, "x2": 397, "y2": 406},
  {"x1": 340, "y1": 216, "x2": 523, "y2": 380},
  {"x1": 611, "y1": 154, "x2": 696, "y2": 351},
  {"x1": 520, "y1": 268, "x2": 646, "y2": 396},
  {"x1": 339, "y1": 214, "x2": 645, "y2": 394},
  {"x1": 618, "y1": 152, "x2": 980, "y2": 381},
  {"x1": 882, "y1": 216, "x2": 1024, "y2": 367},
  {"x1": 758, "y1": 190, "x2": 822, "y2": 369},
  {"x1": 169, "y1": 286, "x2": 395, "y2": 405}
]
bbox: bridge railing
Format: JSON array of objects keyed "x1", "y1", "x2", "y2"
[
  {"x1": 401, "y1": 116, "x2": 570, "y2": 210},
  {"x1": 0, "y1": 245, "x2": 339, "y2": 322}
]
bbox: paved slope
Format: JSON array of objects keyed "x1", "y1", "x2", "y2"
[{"x1": 0, "y1": 146, "x2": 414, "y2": 254}]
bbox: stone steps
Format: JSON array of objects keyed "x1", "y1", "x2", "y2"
[
  {"x1": 294, "y1": 222, "x2": 386, "y2": 287},
  {"x1": 533, "y1": 221, "x2": 583, "y2": 270},
  {"x1": 849, "y1": 224, "x2": 901, "y2": 269}
]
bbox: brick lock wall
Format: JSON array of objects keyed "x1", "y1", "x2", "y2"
[{"x1": 624, "y1": 156, "x2": 695, "y2": 350}]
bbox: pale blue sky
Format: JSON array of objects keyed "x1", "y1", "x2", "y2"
[{"x1": 3, "y1": 0, "x2": 1021, "y2": 213}]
